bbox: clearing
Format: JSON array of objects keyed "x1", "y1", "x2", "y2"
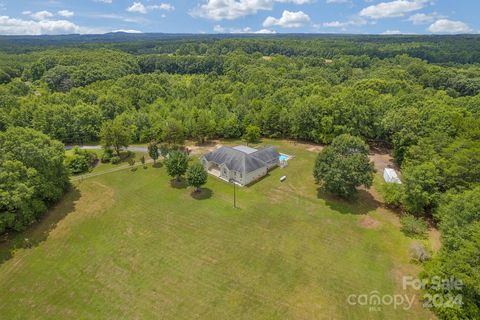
[{"x1": 0, "y1": 140, "x2": 435, "y2": 319}]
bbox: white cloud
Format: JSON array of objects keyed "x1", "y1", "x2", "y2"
[
  {"x1": 360, "y1": 0, "x2": 427, "y2": 19},
  {"x1": 322, "y1": 18, "x2": 367, "y2": 28},
  {"x1": 111, "y1": 29, "x2": 143, "y2": 33},
  {"x1": 127, "y1": 2, "x2": 148, "y2": 13},
  {"x1": 326, "y1": 0, "x2": 350, "y2": 3},
  {"x1": 192, "y1": 0, "x2": 312, "y2": 21},
  {"x1": 29, "y1": 10, "x2": 54, "y2": 21},
  {"x1": 382, "y1": 29, "x2": 402, "y2": 34},
  {"x1": 213, "y1": 24, "x2": 276, "y2": 33},
  {"x1": 408, "y1": 13, "x2": 434, "y2": 24},
  {"x1": 90, "y1": 13, "x2": 146, "y2": 23},
  {"x1": 127, "y1": 2, "x2": 174, "y2": 14},
  {"x1": 263, "y1": 10, "x2": 310, "y2": 28},
  {"x1": 213, "y1": 24, "x2": 225, "y2": 32},
  {"x1": 95, "y1": 0, "x2": 113, "y2": 3},
  {"x1": 58, "y1": 10, "x2": 74, "y2": 18},
  {"x1": 0, "y1": 15, "x2": 91, "y2": 35},
  {"x1": 255, "y1": 28, "x2": 276, "y2": 33},
  {"x1": 428, "y1": 19, "x2": 472, "y2": 34}
]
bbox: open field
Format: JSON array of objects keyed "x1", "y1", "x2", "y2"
[{"x1": 0, "y1": 140, "x2": 435, "y2": 319}]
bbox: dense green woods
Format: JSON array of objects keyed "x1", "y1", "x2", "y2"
[
  {"x1": 0, "y1": 35, "x2": 479, "y2": 318},
  {"x1": 0, "y1": 127, "x2": 69, "y2": 233}
]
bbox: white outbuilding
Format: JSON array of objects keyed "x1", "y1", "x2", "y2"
[{"x1": 384, "y1": 168, "x2": 401, "y2": 184}]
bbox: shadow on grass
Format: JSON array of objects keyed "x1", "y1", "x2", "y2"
[
  {"x1": 317, "y1": 188, "x2": 381, "y2": 215},
  {"x1": 0, "y1": 186, "x2": 81, "y2": 265},
  {"x1": 152, "y1": 162, "x2": 163, "y2": 168},
  {"x1": 191, "y1": 188, "x2": 213, "y2": 200},
  {"x1": 170, "y1": 178, "x2": 188, "y2": 189},
  {"x1": 193, "y1": 140, "x2": 217, "y2": 147}
]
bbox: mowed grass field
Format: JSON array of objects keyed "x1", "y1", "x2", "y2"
[{"x1": 0, "y1": 140, "x2": 434, "y2": 319}]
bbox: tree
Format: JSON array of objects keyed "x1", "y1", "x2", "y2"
[
  {"x1": 186, "y1": 162, "x2": 208, "y2": 192},
  {"x1": 0, "y1": 127, "x2": 69, "y2": 233},
  {"x1": 100, "y1": 118, "x2": 131, "y2": 157},
  {"x1": 401, "y1": 162, "x2": 439, "y2": 216},
  {"x1": 435, "y1": 187, "x2": 480, "y2": 251},
  {"x1": 0, "y1": 160, "x2": 39, "y2": 233},
  {"x1": 164, "y1": 150, "x2": 188, "y2": 182},
  {"x1": 313, "y1": 134, "x2": 375, "y2": 198},
  {"x1": 427, "y1": 224, "x2": 480, "y2": 319},
  {"x1": 243, "y1": 125, "x2": 261, "y2": 144},
  {"x1": 43, "y1": 65, "x2": 73, "y2": 92},
  {"x1": 191, "y1": 109, "x2": 215, "y2": 144},
  {"x1": 148, "y1": 142, "x2": 159, "y2": 164},
  {"x1": 161, "y1": 118, "x2": 185, "y2": 146}
]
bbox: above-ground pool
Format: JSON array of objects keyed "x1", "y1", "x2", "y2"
[{"x1": 279, "y1": 154, "x2": 289, "y2": 161}]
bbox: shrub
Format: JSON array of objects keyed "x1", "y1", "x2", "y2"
[
  {"x1": 101, "y1": 149, "x2": 113, "y2": 163},
  {"x1": 401, "y1": 214, "x2": 428, "y2": 238},
  {"x1": 409, "y1": 242, "x2": 431, "y2": 263},
  {"x1": 380, "y1": 182, "x2": 403, "y2": 207},
  {"x1": 65, "y1": 154, "x2": 90, "y2": 174},
  {"x1": 65, "y1": 147, "x2": 98, "y2": 174},
  {"x1": 110, "y1": 156, "x2": 121, "y2": 164}
]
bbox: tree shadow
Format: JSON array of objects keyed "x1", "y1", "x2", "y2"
[
  {"x1": 191, "y1": 188, "x2": 213, "y2": 200},
  {"x1": 170, "y1": 178, "x2": 188, "y2": 189},
  {"x1": 118, "y1": 150, "x2": 135, "y2": 163},
  {"x1": 194, "y1": 140, "x2": 217, "y2": 147},
  {"x1": 0, "y1": 186, "x2": 81, "y2": 265},
  {"x1": 317, "y1": 188, "x2": 381, "y2": 215},
  {"x1": 152, "y1": 162, "x2": 163, "y2": 168}
]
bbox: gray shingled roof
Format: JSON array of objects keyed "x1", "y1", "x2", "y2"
[
  {"x1": 203, "y1": 146, "x2": 279, "y2": 174},
  {"x1": 250, "y1": 146, "x2": 280, "y2": 163}
]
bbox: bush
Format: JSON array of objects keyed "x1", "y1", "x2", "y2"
[
  {"x1": 401, "y1": 214, "x2": 429, "y2": 238},
  {"x1": 380, "y1": 182, "x2": 404, "y2": 207},
  {"x1": 65, "y1": 154, "x2": 90, "y2": 174},
  {"x1": 65, "y1": 147, "x2": 98, "y2": 174},
  {"x1": 110, "y1": 156, "x2": 121, "y2": 164},
  {"x1": 409, "y1": 242, "x2": 431, "y2": 263},
  {"x1": 101, "y1": 149, "x2": 113, "y2": 163}
]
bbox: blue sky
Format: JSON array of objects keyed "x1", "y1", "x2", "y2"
[{"x1": 0, "y1": 0, "x2": 478, "y2": 35}]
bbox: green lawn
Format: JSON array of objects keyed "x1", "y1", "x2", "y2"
[{"x1": 0, "y1": 140, "x2": 434, "y2": 319}]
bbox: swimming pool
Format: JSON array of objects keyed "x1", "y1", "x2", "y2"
[{"x1": 279, "y1": 154, "x2": 289, "y2": 161}]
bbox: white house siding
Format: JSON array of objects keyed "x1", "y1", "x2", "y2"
[
  {"x1": 220, "y1": 164, "x2": 230, "y2": 181},
  {"x1": 245, "y1": 167, "x2": 268, "y2": 185}
]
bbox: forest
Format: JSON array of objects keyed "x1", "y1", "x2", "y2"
[{"x1": 0, "y1": 34, "x2": 479, "y2": 318}]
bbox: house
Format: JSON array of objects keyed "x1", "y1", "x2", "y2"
[
  {"x1": 384, "y1": 168, "x2": 401, "y2": 184},
  {"x1": 202, "y1": 145, "x2": 280, "y2": 186}
]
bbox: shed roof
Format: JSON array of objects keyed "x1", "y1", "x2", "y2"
[{"x1": 384, "y1": 168, "x2": 401, "y2": 184}]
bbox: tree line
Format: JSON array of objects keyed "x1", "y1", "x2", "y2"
[{"x1": 0, "y1": 36, "x2": 479, "y2": 318}]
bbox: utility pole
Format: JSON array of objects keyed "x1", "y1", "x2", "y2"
[{"x1": 230, "y1": 179, "x2": 237, "y2": 208}]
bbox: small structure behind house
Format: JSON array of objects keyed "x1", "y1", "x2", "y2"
[
  {"x1": 384, "y1": 168, "x2": 401, "y2": 184},
  {"x1": 202, "y1": 145, "x2": 280, "y2": 186}
]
